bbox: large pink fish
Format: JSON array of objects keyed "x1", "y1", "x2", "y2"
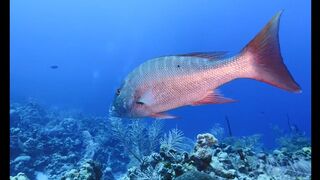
[{"x1": 111, "y1": 11, "x2": 301, "y2": 119}]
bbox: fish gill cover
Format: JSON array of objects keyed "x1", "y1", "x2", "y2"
[{"x1": 10, "y1": 0, "x2": 311, "y2": 180}]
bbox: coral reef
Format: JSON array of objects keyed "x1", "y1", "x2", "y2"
[
  {"x1": 10, "y1": 102, "x2": 129, "y2": 179},
  {"x1": 10, "y1": 102, "x2": 311, "y2": 180},
  {"x1": 121, "y1": 133, "x2": 311, "y2": 180}
]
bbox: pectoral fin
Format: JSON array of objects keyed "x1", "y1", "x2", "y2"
[
  {"x1": 138, "y1": 89, "x2": 154, "y2": 105},
  {"x1": 192, "y1": 91, "x2": 236, "y2": 105}
]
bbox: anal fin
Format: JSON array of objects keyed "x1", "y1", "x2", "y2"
[
  {"x1": 150, "y1": 112, "x2": 177, "y2": 119},
  {"x1": 192, "y1": 91, "x2": 236, "y2": 105}
]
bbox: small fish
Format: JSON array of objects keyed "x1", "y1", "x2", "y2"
[
  {"x1": 111, "y1": 11, "x2": 301, "y2": 119},
  {"x1": 287, "y1": 114, "x2": 300, "y2": 133},
  {"x1": 50, "y1": 65, "x2": 59, "y2": 69}
]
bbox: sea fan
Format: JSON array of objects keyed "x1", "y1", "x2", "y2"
[
  {"x1": 109, "y1": 112, "x2": 164, "y2": 164},
  {"x1": 210, "y1": 123, "x2": 225, "y2": 140},
  {"x1": 287, "y1": 159, "x2": 311, "y2": 177},
  {"x1": 148, "y1": 120, "x2": 163, "y2": 152},
  {"x1": 160, "y1": 128, "x2": 193, "y2": 152}
]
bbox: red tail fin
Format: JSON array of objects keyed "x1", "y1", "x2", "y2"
[{"x1": 241, "y1": 11, "x2": 301, "y2": 93}]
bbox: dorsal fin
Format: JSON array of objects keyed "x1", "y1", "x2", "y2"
[{"x1": 177, "y1": 51, "x2": 228, "y2": 60}]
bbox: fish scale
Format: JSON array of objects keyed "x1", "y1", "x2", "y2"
[{"x1": 143, "y1": 58, "x2": 228, "y2": 112}]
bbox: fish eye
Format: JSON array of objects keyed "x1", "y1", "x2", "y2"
[
  {"x1": 136, "y1": 101, "x2": 144, "y2": 105},
  {"x1": 116, "y1": 88, "x2": 121, "y2": 96}
]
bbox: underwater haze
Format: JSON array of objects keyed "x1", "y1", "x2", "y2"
[{"x1": 10, "y1": 0, "x2": 311, "y2": 179}]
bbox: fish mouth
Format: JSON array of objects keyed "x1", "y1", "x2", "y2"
[
  {"x1": 109, "y1": 101, "x2": 131, "y2": 118},
  {"x1": 109, "y1": 105, "x2": 124, "y2": 118},
  {"x1": 108, "y1": 105, "x2": 120, "y2": 117}
]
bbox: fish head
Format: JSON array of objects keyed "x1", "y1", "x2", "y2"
[
  {"x1": 110, "y1": 83, "x2": 152, "y2": 118},
  {"x1": 110, "y1": 83, "x2": 133, "y2": 118}
]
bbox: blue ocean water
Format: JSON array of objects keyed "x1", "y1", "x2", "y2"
[{"x1": 10, "y1": 1, "x2": 311, "y2": 178}]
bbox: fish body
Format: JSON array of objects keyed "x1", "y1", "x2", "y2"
[{"x1": 111, "y1": 11, "x2": 301, "y2": 119}]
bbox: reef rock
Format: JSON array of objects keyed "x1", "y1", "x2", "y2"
[
  {"x1": 190, "y1": 133, "x2": 217, "y2": 171},
  {"x1": 195, "y1": 133, "x2": 218, "y2": 150},
  {"x1": 10, "y1": 172, "x2": 30, "y2": 180},
  {"x1": 175, "y1": 170, "x2": 215, "y2": 180},
  {"x1": 61, "y1": 160, "x2": 103, "y2": 180}
]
